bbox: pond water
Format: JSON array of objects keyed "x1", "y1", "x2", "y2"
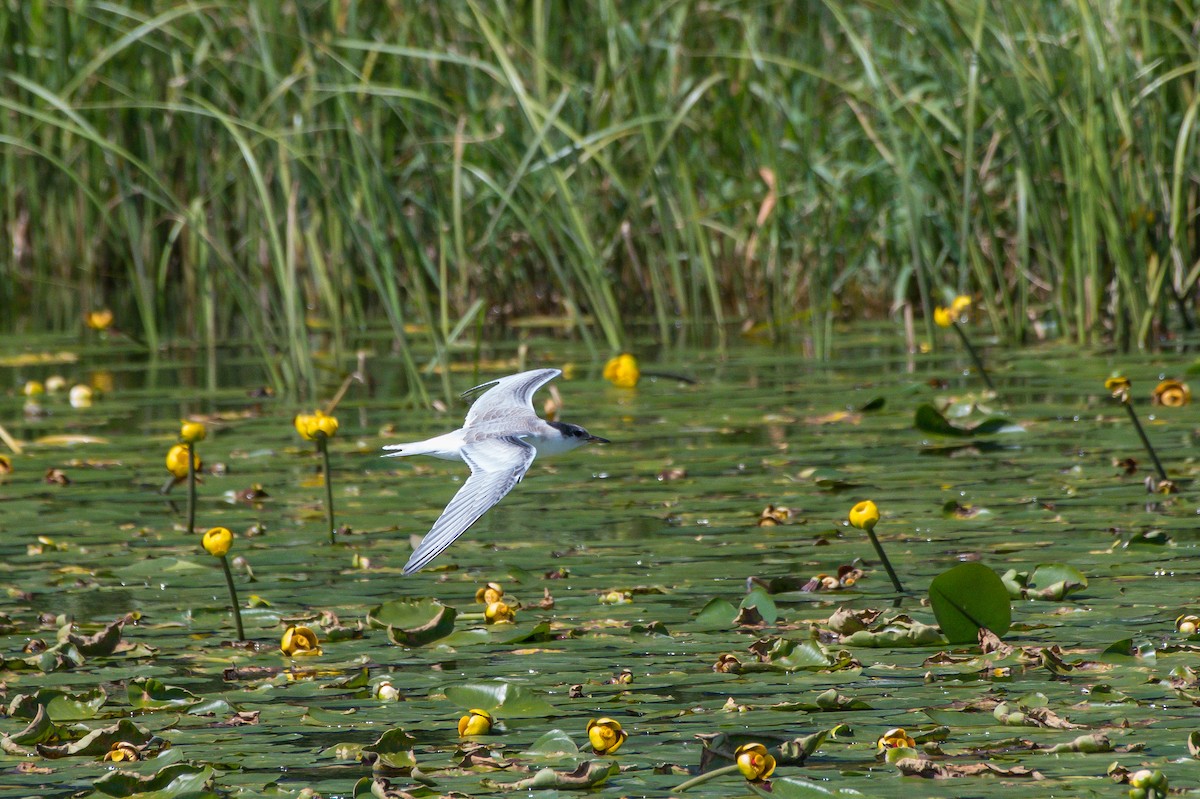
[{"x1": 1, "y1": 329, "x2": 1199, "y2": 798}]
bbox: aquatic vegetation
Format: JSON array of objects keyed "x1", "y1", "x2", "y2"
[
  {"x1": 586, "y1": 717, "x2": 627, "y2": 755},
  {"x1": 603, "y1": 353, "x2": 641, "y2": 388},
  {"x1": 295, "y1": 410, "x2": 341, "y2": 544},
  {"x1": 458, "y1": 708, "x2": 493, "y2": 737},
  {"x1": 847, "y1": 500, "x2": 904, "y2": 592},
  {"x1": 1106, "y1": 375, "x2": 1170, "y2": 486}
]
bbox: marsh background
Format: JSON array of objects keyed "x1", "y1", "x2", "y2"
[{"x1": 3, "y1": 0, "x2": 1199, "y2": 397}]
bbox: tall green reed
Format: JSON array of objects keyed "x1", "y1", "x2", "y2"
[{"x1": 1, "y1": 1, "x2": 1196, "y2": 400}]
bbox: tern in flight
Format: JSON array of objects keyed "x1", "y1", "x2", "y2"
[{"x1": 383, "y1": 368, "x2": 608, "y2": 574}]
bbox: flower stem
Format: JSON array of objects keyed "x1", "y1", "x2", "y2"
[
  {"x1": 951, "y1": 321, "x2": 996, "y2": 392},
  {"x1": 674, "y1": 764, "x2": 741, "y2": 792},
  {"x1": 318, "y1": 435, "x2": 337, "y2": 545},
  {"x1": 1122, "y1": 399, "x2": 1168, "y2": 482},
  {"x1": 186, "y1": 442, "x2": 196, "y2": 536},
  {"x1": 220, "y1": 555, "x2": 245, "y2": 642},
  {"x1": 866, "y1": 527, "x2": 905, "y2": 593}
]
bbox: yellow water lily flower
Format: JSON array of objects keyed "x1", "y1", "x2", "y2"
[
  {"x1": 101, "y1": 741, "x2": 140, "y2": 762},
  {"x1": 45, "y1": 375, "x2": 66, "y2": 393},
  {"x1": 848, "y1": 500, "x2": 880, "y2": 532},
  {"x1": 202, "y1": 527, "x2": 233, "y2": 558},
  {"x1": 1152, "y1": 379, "x2": 1190, "y2": 407},
  {"x1": 933, "y1": 306, "x2": 954, "y2": 328},
  {"x1": 475, "y1": 582, "x2": 504, "y2": 605},
  {"x1": 1105, "y1": 376, "x2": 1132, "y2": 400},
  {"x1": 295, "y1": 410, "x2": 339, "y2": 440},
  {"x1": 165, "y1": 444, "x2": 201, "y2": 479},
  {"x1": 876, "y1": 727, "x2": 916, "y2": 751},
  {"x1": 586, "y1": 717, "x2": 627, "y2": 755},
  {"x1": 603, "y1": 353, "x2": 640, "y2": 388},
  {"x1": 735, "y1": 742, "x2": 776, "y2": 781},
  {"x1": 280, "y1": 625, "x2": 322, "y2": 656},
  {"x1": 458, "y1": 708, "x2": 493, "y2": 736},
  {"x1": 69, "y1": 384, "x2": 94, "y2": 408},
  {"x1": 950, "y1": 295, "x2": 972, "y2": 315},
  {"x1": 180, "y1": 420, "x2": 207, "y2": 443},
  {"x1": 23, "y1": 380, "x2": 44, "y2": 397},
  {"x1": 1176, "y1": 614, "x2": 1199, "y2": 636},
  {"x1": 86, "y1": 309, "x2": 114, "y2": 331},
  {"x1": 484, "y1": 600, "x2": 516, "y2": 624}
]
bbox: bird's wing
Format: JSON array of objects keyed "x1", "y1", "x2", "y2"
[
  {"x1": 402, "y1": 437, "x2": 537, "y2": 575},
  {"x1": 462, "y1": 368, "x2": 561, "y2": 428}
]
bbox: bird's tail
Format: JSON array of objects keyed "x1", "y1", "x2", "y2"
[{"x1": 381, "y1": 430, "x2": 466, "y2": 460}]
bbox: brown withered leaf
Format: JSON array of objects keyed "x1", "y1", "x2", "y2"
[
  {"x1": 895, "y1": 757, "x2": 1044, "y2": 780},
  {"x1": 978, "y1": 628, "x2": 1012, "y2": 657},
  {"x1": 215, "y1": 711, "x2": 260, "y2": 727},
  {"x1": 44, "y1": 468, "x2": 70, "y2": 486}
]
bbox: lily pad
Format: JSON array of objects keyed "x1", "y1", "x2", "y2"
[
  {"x1": 443, "y1": 681, "x2": 556, "y2": 718},
  {"x1": 127, "y1": 677, "x2": 201, "y2": 710},
  {"x1": 928, "y1": 562, "x2": 1011, "y2": 643},
  {"x1": 914, "y1": 403, "x2": 1012, "y2": 437},
  {"x1": 92, "y1": 763, "x2": 212, "y2": 797},
  {"x1": 367, "y1": 597, "x2": 457, "y2": 647}
]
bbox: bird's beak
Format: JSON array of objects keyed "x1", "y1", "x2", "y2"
[{"x1": 587, "y1": 435, "x2": 610, "y2": 444}]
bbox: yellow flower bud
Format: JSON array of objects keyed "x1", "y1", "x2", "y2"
[
  {"x1": 586, "y1": 717, "x2": 627, "y2": 755},
  {"x1": 484, "y1": 600, "x2": 515, "y2": 624},
  {"x1": 950, "y1": 295, "x2": 972, "y2": 315},
  {"x1": 86, "y1": 309, "x2": 114, "y2": 331},
  {"x1": 876, "y1": 727, "x2": 916, "y2": 751},
  {"x1": 314, "y1": 411, "x2": 339, "y2": 438},
  {"x1": 202, "y1": 527, "x2": 233, "y2": 558},
  {"x1": 69, "y1": 384, "x2": 94, "y2": 408},
  {"x1": 180, "y1": 420, "x2": 207, "y2": 443},
  {"x1": 602, "y1": 353, "x2": 640, "y2": 389},
  {"x1": 294, "y1": 413, "x2": 317, "y2": 441},
  {"x1": 458, "y1": 708, "x2": 493, "y2": 736},
  {"x1": 1105, "y1": 376, "x2": 1132, "y2": 400},
  {"x1": 848, "y1": 500, "x2": 880, "y2": 532},
  {"x1": 165, "y1": 444, "x2": 201, "y2": 479},
  {"x1": 934, "y1": 307, "x2": 953, "y2": 328},
  {"x1": 23, "y1": 380, "x2": 44, "y2": 397},
  {"x1": 734, "y1": 742, "x2": 776, "y2": 781},
  {"x1": 1176, "y1": 614, "x2": 1199, "y2": 636},
  {"x1": 280, "y1": 625, "x2": 322, "y2": 656},
  {"x1": 475, "y1": 582, "x2": 504, "y2": 605},
  {"x1": 45, "y1": 375, "x2": 66, "y2": 393},
  {"x1": 1152, "y1": 379, "x2": 1190, "y2": 407}
]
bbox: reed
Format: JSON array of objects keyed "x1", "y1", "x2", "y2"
[{"x1": 1, "y1": 1, "x2": 1196, "y2": 396}]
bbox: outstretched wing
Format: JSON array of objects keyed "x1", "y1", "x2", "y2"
[
  {"x1": 462, "y1": 368, "x2": 561, "y2": 428},
  {"x1": 402, "y1": 437, "x2": 537, "y2": 575}
]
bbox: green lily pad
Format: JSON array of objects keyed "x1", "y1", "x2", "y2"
[
  {"x1": 914, "y1": 403, "x2": 1013, "y2": 437},
  {"x1": 127, "y1": 677, "x2": 201, "y2": 710},
  {"x1": 8, "y1": 687, "x2": 107, "y2": 722},
  {"x1": 92, "y1": 763, "x2": 212, "y2": 797},
  {"x1": 443, "y1": 681, "x2": 556, "y2": 718},
  {"x1": 368, "y1": 597, "x2": 457, "y2": 647},
  {"x1": 525, "y1": 728, "x2": 580, "y2": 757},
  {"x1": 755, "y1": 776, "x2": 865, "y2": 797},
  {"x1": 362, "y1": 727, "x2": 417, "y2": 772},
  {"x1": 928, "y1": 562, "x2": 1011, "y2": 643}
]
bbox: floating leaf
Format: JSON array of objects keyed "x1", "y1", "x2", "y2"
[
  {"x1": 443, "y1": 681, "x2": 556, "y2": 718},
  {"x1": 842, "y1": 617, "x2": 946, "y2": 647},
  {"x1": 484, "y1": 760, "x2": 618, "y2": 790},
  {"x1": 929, "y1": 562, "x2": 1012, "y2": 643},
  {"x1": 525, "y1": 729, "x2": 579, "y2": 757},
  {"x1": 755, "y1": 776, "x2": 866, "y2": 796},
  {"x1": 737, "y1": 588, "x2": 778, "y2": 626},
  {"x1": 361, "y1": 728, "x2": 417, "y2": 772},
  {"x1": 92, "y1": 763, "x2": 211, "y2": 796},
  {"x1": 38, "y1": 719, "x2": 153, "y2": 758},
  {"x1": 914, "y1": 403, "x2": 1013, "y2": 437},
  {"x1": 59, "y1": 618, "x2": 124, "y2": 657},
  {"x1": 127, "y1": 678, "x2": 201, "y2": 710},
  {"x1": 694, "y1": 598, "x2": 738, "y2": 629},
  {"x1": 1002, "y1": 564, "x2": 1088, "y2": 601},
  {"x1": 8, "y1": 687, "x2": 107, "y2": 722},
  {"x1": 368, "y1": 597, "x2": 457, "y2": 647}
]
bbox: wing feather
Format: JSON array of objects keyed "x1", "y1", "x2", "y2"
[
  {"x1": 402, "y1": 437, "x2": 537, "y2": 575},
  {"x1": 462, "y1": 368, "x2": 560, "y2": 428}
]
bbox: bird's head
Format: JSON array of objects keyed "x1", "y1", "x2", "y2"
[{"x1": 548, "y1": 421, "x2": 609, "y2": 445}]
